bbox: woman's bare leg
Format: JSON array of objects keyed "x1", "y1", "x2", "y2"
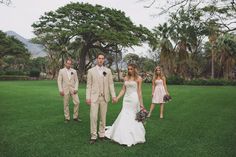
[
  {"x1": 147, "y1": 103, "x2": 155, "y2": 117},
  {"x1": 160, "y1": 103, "x2": 164, "y2": 119}
]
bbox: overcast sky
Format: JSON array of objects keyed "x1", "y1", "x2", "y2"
[
  {"x1": 0, "y1": 0, "x2": 168, "y2": 55},
  {"x1": 0, "y1": 0, "x2": 166, "y2": 39}
]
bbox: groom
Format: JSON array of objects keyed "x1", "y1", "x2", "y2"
[{"x1": 86, "y1": 53, "x2": 116, "y2": 144}]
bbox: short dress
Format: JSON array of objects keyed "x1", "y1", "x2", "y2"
[{"x1": 152, "y1": 79, "x2": 166, "y2": 104}]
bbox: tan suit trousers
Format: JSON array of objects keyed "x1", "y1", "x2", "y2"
[
  {"x1": 63, "y1": 93, "x2": 79, "y2": 120},
  {"x1": 90, "y1": 96, "x2": 107, "y2": 139}
]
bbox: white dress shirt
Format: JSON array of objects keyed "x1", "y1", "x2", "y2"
[
  {"x1": 96, "y1": 65, "x2": 105, "y2": 76},
  {"x1": 66, "y1": 68, "x2": 72, "y2": 80}
]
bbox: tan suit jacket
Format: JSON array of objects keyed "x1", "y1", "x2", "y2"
[
  {"x1": 57, "y1": 68, "x2": 79, "y2": 95},
  {"x1": 86, "y1": 66, "x2": 116, "y2": 102}
]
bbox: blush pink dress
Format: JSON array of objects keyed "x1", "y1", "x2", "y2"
[{"x1": 152, "y1": 79, "x2": 166, "y2": 104}]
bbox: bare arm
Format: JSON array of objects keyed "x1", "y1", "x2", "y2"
[
  {"x1": 116, "y1": 80, "x2": 126, "y2": 101},
  {"x1": 152, "y1": 79, "x2": 155, "y2": 97},
  {"x1": 137, "y1": 77, "x2": 144, "y2": 108},
  {"x1": 163, "y1": 77, "x2": 169, "y2": 95}
]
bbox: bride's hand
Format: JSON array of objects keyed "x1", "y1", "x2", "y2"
[
  {"x1": 112, "y1": 97, "x2": 117, "y2": 103},
  {"x1": 140, "y1": 105, "x2": 144, "y2": 109}
]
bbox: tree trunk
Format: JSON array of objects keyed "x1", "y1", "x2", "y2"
[
  {"x1": 115, "y1": 52, "x2": 121, "y2": 82},
  {"x1": 209, "y1": 33, "x2": 217, "y2": 79},
  {"x1": 61, "y1": 54, "x2": 64, "y2": 69},
  {"x1": 224, "y1": 60, "x2": 230, "y2": 80},
  {"x1": 78, "y1": 45, "x2": 88, "y2": 82},
  {"x1": 211, "y1": 48, "x2": 215, "y2": 79}
]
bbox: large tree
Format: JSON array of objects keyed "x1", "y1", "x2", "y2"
[
  {"x1": 32, "y1": 2, "x2": 153, "y2": 80},
  {"x1": 152, "y1": 23, "x2": 175, "y2": 77},
  {"x1": 215, "y1": 33, "x2": 236, "y2": 79},
  {"x1": 0, "y1": 31, "x2": 29, "y2": 58},
  {"x1": 0, "y1": 30, "x2": 30, "y2": 70}
]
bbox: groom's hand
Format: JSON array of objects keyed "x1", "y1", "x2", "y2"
[
  {"x1": 86, "y1": 99, "x2": 91, "y2": 105},
  {"x1": 112, "y1": 97, "x2": 117, "y2": 103},
  {"x1": 73, "y1": 90, "x2": 78, "y2": 94},
  {"x1": 60, "y1": 91, "x2": 64, "y2": 96}
]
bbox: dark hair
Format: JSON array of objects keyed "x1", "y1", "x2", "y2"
[
  {"x1": 65, "y1": 58, "x2": 72, "y2": 64},
  {"x1": 97, "y1": 53, "x2": 105, "y2": 58}
]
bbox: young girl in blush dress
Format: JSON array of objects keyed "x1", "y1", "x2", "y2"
[{"x1": 147, "y1": 66, "x2": 169, "y2": 119}]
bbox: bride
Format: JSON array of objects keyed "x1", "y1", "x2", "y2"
[{"x1": 105, "y1": 63, "x2": 146, "y2": 147}]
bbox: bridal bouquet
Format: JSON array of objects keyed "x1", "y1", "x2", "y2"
[
  {"x1": 136, "y1": 108, "x2": 149, "y2": 124},
  {"x1": 163, "y1": 94, "x2": 172, "y2": 102}
]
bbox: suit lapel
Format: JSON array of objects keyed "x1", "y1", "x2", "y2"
[
  {"x1": 93, "y1": 67, "x2": 100, "y2": 80},
  {"x1": 103, "y1": 68, "x2": 108, "y2": 80},
  {"x1": 63, "y1": 68, "x2": 70, "y2": 81}
]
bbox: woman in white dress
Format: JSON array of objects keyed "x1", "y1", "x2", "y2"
[
  {"x1": 105, "y1": 64, "x2": 146, "y2": 147},
  {"x1": 147, "y1": 66, "x2": 169, "y2": 119}
]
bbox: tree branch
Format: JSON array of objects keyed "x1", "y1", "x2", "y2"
[
  {"x1": 143, "y1": 0, "x2": 156, "y2": 8},
  {"x1": 0, "y1": 0, "x2": 12, "y2": 6}
]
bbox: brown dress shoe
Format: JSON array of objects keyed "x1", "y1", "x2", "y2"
[
  {"x1": 64, "y1": 119, "x2": 70, "y2": 123},
  {"x1": 73, "y1": 118, "x2": 82, "y2": 122},
  {"x1": 89, "y1": 139, "x2": 96, "y2": 144},
  {"x1": 99, "y1": 137, "x2": 107, "y2": 141}
]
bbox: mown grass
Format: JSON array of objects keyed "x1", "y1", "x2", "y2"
[{"x1": 0, "y1": 81, "x2": 235, "y2": 157}]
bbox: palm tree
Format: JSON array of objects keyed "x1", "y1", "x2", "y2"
[
  {"x1": 206, "y1": 20, "x2": 219, "y2": 79},
  {"x1": 152, "y1": 23, "x2": 175, "y2": 76},
  {"x1": 215, "y1": 33, "x2": 236, "y2": 79},
  {"x1": 168, "y1": 7, "x2": 206, "y2": 79}
]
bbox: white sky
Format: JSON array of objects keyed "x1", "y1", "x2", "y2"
[
  {"x1": 0, "y1": 0, "x2": 168, "y2": 55},
  {"x1": 0, "y1": 0, "x2": 166, "y2": 39}
]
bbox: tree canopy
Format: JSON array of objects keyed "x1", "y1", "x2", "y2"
[{"x1": 32, "y1": 2, "x2": 154, "y2": 80}]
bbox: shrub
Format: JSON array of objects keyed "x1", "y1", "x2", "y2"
[
  {"x1": 5, "y1": 70, "x2": 25, "y2": 75},
  {"x1": 0, "y1": 70, "x2": 5, "y2": 75},
  {"x1": 184, "y1": 79, "x2": 236, "y2": 86},
  {"x1": 0, "y1": 75, "x2": 29, "y2": 80},
  {"x1": 167, "y1": 75, "x2": 185, "y2": 85},
  {"x1": 29, "y1": 69, "x2": 40, "y2": 78}
]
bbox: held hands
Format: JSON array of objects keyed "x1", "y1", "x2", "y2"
[
  {"x1": 140, "y1": 105, "x2": 144, "y2": 109},
  {"x1": 112, "y1": 97, "x2": 118, "y2": 103},
  {"x1": 60, "y1": 91, "x2": 64, "y2": 96},
  {"x1": 140, "y1": 105, "x2": 147, "y2": 112},
  {"x1": 86, "y1": 99, "x2": 91, "y2": 105}
]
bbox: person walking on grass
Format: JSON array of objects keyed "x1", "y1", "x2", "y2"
[
  {"x1": 147, "y1": 66, "x2": 170, "y2": 119},
  {"x1": 57, "y1": 59, "x2": 81, "y2": 123}
]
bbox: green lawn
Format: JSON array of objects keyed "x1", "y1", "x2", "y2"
[{"x1": 0, "y1": 81, "x2": 236, "y2": 157}]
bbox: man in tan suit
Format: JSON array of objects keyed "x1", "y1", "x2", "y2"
[
  {"x1": 57, "y1": 59, "x2": 81, "y2": 123},
  {"x1": 86, "y1": 53, "x2": 116, "y2": 144}
]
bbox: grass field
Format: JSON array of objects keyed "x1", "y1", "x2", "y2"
[{"x1": 0, "y1": 81, "x2": 236, "y2": 157}]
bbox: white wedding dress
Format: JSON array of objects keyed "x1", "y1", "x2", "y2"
[{"x1": 105, "y1": 80, "x2": 145, "y2": 147}]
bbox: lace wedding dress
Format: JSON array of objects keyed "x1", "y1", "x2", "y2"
[{"x1": 105, "y1": 81, "x2": 145, "y2": 147}]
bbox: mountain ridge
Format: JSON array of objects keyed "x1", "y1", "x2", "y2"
[{"x1": 5, "y1": 31, "x2": 46, "y2": 57}]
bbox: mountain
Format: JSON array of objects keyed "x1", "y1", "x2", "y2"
[{"x1": 5, "y1": 31, "x2": 46, "y2": 57}]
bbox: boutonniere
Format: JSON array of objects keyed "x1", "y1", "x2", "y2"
[
  {"x1": 71, "y1": 72, "x2": 74, "y2": 75},
  {"x1": 103, "y1": 71, "x2": 107, "y2": 76}
]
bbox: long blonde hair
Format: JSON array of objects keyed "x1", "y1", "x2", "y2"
[
  {"x1": 127, "y1": 63, "x2": 139, "y2": 81},
  {"x1": 153, "y1": 66, "x2": 165, "y2": 81}
]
